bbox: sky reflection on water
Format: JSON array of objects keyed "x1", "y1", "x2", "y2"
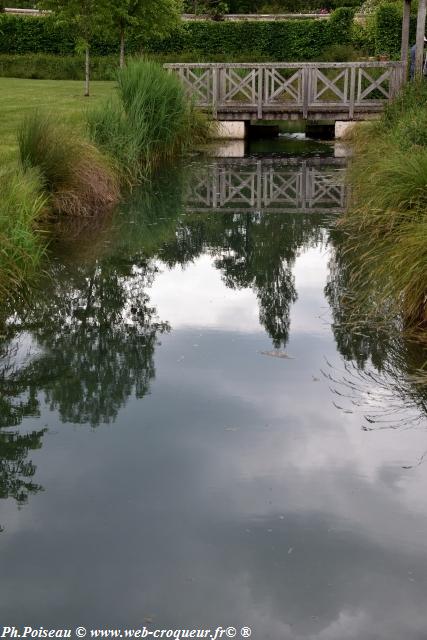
[{"x1": 1, "y1": 152, "x2": 427, "y2": 639}]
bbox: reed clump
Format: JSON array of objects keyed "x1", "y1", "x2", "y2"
[
  {"x1": 341, "y1": 80, "x2": 427, "y2": 330},
  {"x1": 88, "y1": 60, "x2": 211, "y2": 183},
  {"x1": 18, "y1": 111, "x2": 120, "y2": 217}
]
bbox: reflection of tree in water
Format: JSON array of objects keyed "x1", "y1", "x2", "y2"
[
  {"x1": 0, "y1": 160, "x2": 336, "y2": 512},
  {"x1": 0, "y1": 247, "x2": 170, "y2": 516},
  {"x1": 0, "y1": 167, "x2": 185, "y2": 515},
  {"x1": 161, "y1": 211, "x2": 329, "y2": 348},
  {"x1": 0, "y1": 339, "x2": 46, "y2": 507},
  {"x1": 0, "y1": 428, "x2": 46, "y2": 507},
  {"x1": 325, "y1": 228, "x2": 427, "y2": 432},
  {"x1": 121, "y1": 160, "x2": 333, "y2": 348},
  {"x1": 1, "y1": 258, "x2": 169, "y2": 428}
]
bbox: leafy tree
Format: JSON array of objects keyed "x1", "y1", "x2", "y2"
[
  {"x1": 110, "y1": 0, "x2": 182, "y2": 68},
  {"x1": 39, "y1": 0, "x2": 112, "y2": 96}
]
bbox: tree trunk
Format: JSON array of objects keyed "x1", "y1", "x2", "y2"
[
  {"x1": 120, "y1": 29, "x2": 125, "y2": 69},
  {"x1": 401, "y1": 0, "x2": 411, "y2": 81},
  {"x1": 84, "y1": 45, "x2": 90, "y2": 97},
  {"x1": 415, "y1": 0, "x2": 427, "y2": 76}
]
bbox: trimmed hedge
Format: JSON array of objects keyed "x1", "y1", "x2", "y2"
[
  {"x1": 0, "y1": 6, "x2": 413, "y2": 64},
  {"x1": 0, "y1": 8, "x2": 355, "y2": 60},
  {"x1": 375, "y1": 3, "x2": 416, "y2": 56}
]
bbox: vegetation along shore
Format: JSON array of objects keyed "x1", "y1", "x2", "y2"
[
  {"x1": 0, "y1": 61, "x2": 210, "y2": 301},
  {"x1": 338, "y1": 80, "x2": 427, "y2": 346}
]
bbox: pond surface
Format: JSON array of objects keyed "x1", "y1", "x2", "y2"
[{"x1": 1, "y1": 139, "x2": 427, "y2": 639}]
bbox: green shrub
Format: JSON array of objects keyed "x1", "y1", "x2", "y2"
[
  {"x1": 351, "y1": 18, "x2": 375, "y2": 52},
  {"x1": 374, "y1": 3, "x2": 416, "y2": 56},
  {"x1": 18, "y1": 111, "x2": 120, "y2": 216}
]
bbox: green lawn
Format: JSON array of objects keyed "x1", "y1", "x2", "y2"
[{"x1": 0, "y1": 78, "x2": 115, "y2": 161}]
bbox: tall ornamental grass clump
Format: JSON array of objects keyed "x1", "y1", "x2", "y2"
[
  {"x1": 88, "y1": 60, "x2": 211, "y2": 183},
  {"x1": 0, "y1": 166, "x2": 47, "y2": 296},
  {"x1": 341, "y1": 80, "x2": 427, "y2": 330},
  {"x1": 18, "y1": 111, "x2": 120, "y2": 217}
]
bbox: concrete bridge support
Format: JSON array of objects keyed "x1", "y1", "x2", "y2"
[
  {"x1": 216, "y1": 121, "x2": 246, "y2": 139},
  {"x1": 335, "y1": 121, "x2": 357, "y2": 139}
]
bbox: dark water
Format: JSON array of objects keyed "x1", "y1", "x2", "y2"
[{"x1": 1, "y1": 141, "x2": 427, "y2": 639}]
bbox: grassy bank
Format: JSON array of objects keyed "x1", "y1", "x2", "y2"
[
  {"x1": 340, "y1": 80, "x2": 427, "y2": 333},
  {"x1": 0, "y1": 62, "x2": 210, "y2": 299}
]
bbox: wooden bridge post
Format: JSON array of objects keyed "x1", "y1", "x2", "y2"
[
  {"x1": 401, "y1": 0, "x2": 411, "y2": 81},
  {"x1": 349, "y1": 66, "x2": 356, "y2": 119},
  {"x1": 212, "y1": 67, "x2": 218, "y2": 118},
  {"x1": 302, "y1": 67, "x2": 310, "y2": 119},
  {"x1": 257, "y1": 67, "x2": 263, "y2": 119}
]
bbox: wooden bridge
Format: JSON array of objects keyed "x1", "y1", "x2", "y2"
[
  {"x1": 165, "y1": 62, "x2": 405, "y2": 121},
  {"x1": 186, "y1": 157, "x2": 346, "y2": 215}
]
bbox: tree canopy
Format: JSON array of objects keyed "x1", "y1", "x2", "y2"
[{"x1": 111, "y1": 0, "x2": 182, "y2": 67}]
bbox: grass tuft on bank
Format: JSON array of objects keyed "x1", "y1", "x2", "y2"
[
  {"x1": 18, "y1": 111, "x2": 120, "y2": 217},
  {"x1": 88, "y1": 60, "x2": 211, "y2": 183},
  {"x1": 341, "y1": 80, "x2": 427, "y2": 330},
  {"x1": 0, "y1": 166, "x2": 47, "y2": 296}
]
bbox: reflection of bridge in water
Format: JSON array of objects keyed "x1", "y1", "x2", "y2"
[{"x1": 186, "y1": 157, "x2": 347, "y2": 215}]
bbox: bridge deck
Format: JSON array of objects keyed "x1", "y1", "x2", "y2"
[{"x1": 165, "y1": 62, "x2": 405, "y2": 121}]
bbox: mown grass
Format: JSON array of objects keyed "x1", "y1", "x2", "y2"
[
  {"x1": 341, "y1": 80, "x2": 427, "y2": 336},
  {"x1": 0, "y1": 77, "x2": 114, "y2": 161}
]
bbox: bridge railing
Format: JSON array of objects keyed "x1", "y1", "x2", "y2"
[
  {"x1": 164, "y1": 62, "x2": 405, "y2": 119},
  {"x1": 186, "y1": 158, "x2": 346, "y2": 214}
]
